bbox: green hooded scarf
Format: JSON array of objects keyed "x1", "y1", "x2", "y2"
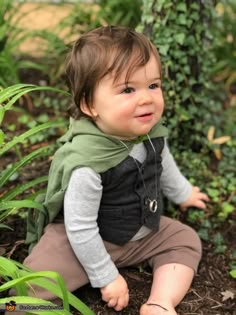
[{"x1": 26, "y1": 118, "x2": 168, "y2": 251}]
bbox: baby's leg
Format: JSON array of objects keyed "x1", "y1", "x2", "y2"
[
  {"x1": 140, "y1": 263, "x2": 193, "y2": 315},
  {"x1": 139, "y1": 217, "x2": 202, "y2": 315}
]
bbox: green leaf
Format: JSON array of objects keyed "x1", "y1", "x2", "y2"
[
  {"x1": 158, "y1": 44, "x2": 170, "y2": 56},
  {"x1": 0, "y1": 84, "x2": 70, "y2": 113},
  {"x1": 0, "y1": 256, "x2": 24, "y2": 295},
  {"x1": 0, "y1": 84, "x2": 31, "y2": 103},
  {"x1": 0, "y1": 223, "x2": 13, "y2": 230},
  {"x1": 1, "y1": 176, "x2": 48, "y2": 201},
  {"x1": 206, "y1": 188, "x2": 219, "y2": 198},
  {"x1": 0, "y1": 257, "x2": 95, "y2": 314},
  {"x1": 177, "y1": 14, "x2": 187, "y2": 25},
  {"x1": 0, "y1": 105, "x2": 5, "y2": 125},
  {"x1": 229, "y1": 269, "x2": 236, "y2": 279},
  {"x1": 0, "y1": 128, "x2": 4, "y2": 144},
  {"x1": 197, "y1": 228, "x2": 209, "y2": 241},
  {"x1": 155, "y1": 0, "x2": 166, "y2": 11},
  {"x1": 190, "y1": 3, "x2": 200, "y2": 10},
  {"x1": 175, "y1": 33, "x2": 186, "y2": 45},
  {"x1": 37, "y1": 114, "x2": 49, "y2": 123},
  {"x1": 0, "y1": 120, "x2": 63, "y2": 156},
  {"x1": 0, "y1": 200, "x2": 45, "y2": 212},
  {"x1": 176, "y1": 3, "x2": 187, "y2": 12},
  {"x1": 218, "y1": 202, "x2": 235, "y2": 219},
  {"x1": 0, "y1": 271, "x2": 70, "y2": 311},
  {"x1": 0, "y1": 146, "x2": 51, "y2": 188}
]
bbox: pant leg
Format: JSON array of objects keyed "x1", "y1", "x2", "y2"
[
  {"x1": 15, "y1": 216, "x2": 201, "y2": 301},
  {"x1": 105, "y1": 216, "x2": 202, "y2": 274},
  {"x1": 146, "y1": 216, "x2": 202, "y2": 273},
  {"x1": 20, "y1": 223, "x2": 89, "y2": 300}
]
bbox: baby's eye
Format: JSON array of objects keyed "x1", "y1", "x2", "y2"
[
  {"x1": 122, "y1": 87, "x2": 135, "y2": 94},
  {"x1": 149, "y1": 83, "x2": 160, "y2": 90}
]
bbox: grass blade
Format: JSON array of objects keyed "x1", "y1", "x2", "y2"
[
  {"x1": 0, "y1": 271, "x2": 69, "y2": 311},
  {"x1": 0, "y1": 147, "x2": 52, "y2": 188},
  {"x1": 0, "y1": 200, "x2": 45, "y2": 212},
  {"x1": 0, "y1": 120, "x2": 64, "y2": 156},
  {"x1": 0, "y1": 84, "x2": 69, "y2": 107},
  {"x1": 1, "y1": 176, "x2": 48, "y2": 201}
]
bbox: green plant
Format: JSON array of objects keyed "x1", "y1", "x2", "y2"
[
  {"x1": 139, "y1": 0, "x2": 236, "y2": 228},
  {"x1": 212, "y1": 0, "x2": 236, "y2": 96},
  {"x1": 0, "y1": 0, "x2": 143, "y2": 86},
  {"x1": 0, "y1": 257, "x2": 94, "y2": 314},
  {"x1": 41, "y1": 0, "x2": 142, "y2": 83},
  {"x1": 56, "y1": 0, "x2": 142, "y2": 36},
  {"x1": 230, "y1": 269, "x2": 236, "y2": 278},
  {"x1": 229, "y1": 251, "x2": 236, "y2": 279},
  {"x1": 0, "y1": 84, "x2": 68, "y2": 225},
  {"x1": 96, "y1": 0, "x2": 142, "y2": 28},
  {"x1": 0, "y1": 1, "x2": 48, "y2": 87},
  {"x1": 140, "y1": 0, "x2": 222, "y2": 150}
]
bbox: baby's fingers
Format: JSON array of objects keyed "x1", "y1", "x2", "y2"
[
  {"x1": 200, "y1": 192, "x2": 210, "y2": 202},
  {"x1": 194, "y1": 199, "x2": 207, "y2": 209},
  {"x1": 107, "y1": 298, "x2": 117, "y2": 308},
  {"x1": 196, "y1": 192, "x2": 210, "y2": 209},
  {"x1": 114, "y1": 292, "x2": 129, "y2": 311}
]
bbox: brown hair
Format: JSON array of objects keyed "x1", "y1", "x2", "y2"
[{"x1": 65, "y1": 25, "x2": 161, "y2": 119}]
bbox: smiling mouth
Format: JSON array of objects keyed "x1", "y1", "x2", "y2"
[
  {"x1": 137, "y1": 113, "x2": 152, "y2": 118},
  {"x1": 142, "y1": 113, "x2": 150, "y2": 116},
  {"x1": 136, "y1": 113, "x2": 153, "y2": 121}
]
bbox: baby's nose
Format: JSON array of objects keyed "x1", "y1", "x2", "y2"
[{"x1": 139, "y1": 90, "x2": 153, "y2": 105}]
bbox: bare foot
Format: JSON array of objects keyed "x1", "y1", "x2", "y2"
[{"x1": 140, "y1": 303, "x2": 177, "y2": 315}]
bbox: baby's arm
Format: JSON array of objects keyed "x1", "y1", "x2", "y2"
[
  {"x1": 160, "y1": 140, "x2": 209, "y2": 209},
  {"x1": 64, "y1": 167, "x2": 128, "y2": 310}
]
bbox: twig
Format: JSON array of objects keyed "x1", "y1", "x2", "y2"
[{"x1": 7, "y1": 240, "x2": 25, "y2": 258}]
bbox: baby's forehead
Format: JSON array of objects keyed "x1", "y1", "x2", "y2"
[{"x1": 108, "y1": 52, "x2": 160, "y2": 83}]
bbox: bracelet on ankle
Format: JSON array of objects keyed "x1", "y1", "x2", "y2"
[{"x1": 146, "y1": 303, "x2": 168, "y2": 311}]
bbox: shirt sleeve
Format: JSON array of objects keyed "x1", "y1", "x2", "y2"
[
  {"x1": 64, "y1": 167, "x2": 119, "y2": 288},
  {"x1": 160, "y1": 139, "x2": 192, "y2": 204}
]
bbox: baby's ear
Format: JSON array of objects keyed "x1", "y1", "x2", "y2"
[{"x1": 80, "y1": 98, "x2": 98, "y2": 118}]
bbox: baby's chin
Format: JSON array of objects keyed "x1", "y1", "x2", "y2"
[{"x1": 110, "y1": 126, "x2": 154, "y2": 141}]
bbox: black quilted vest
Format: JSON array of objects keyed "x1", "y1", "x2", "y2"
[{"x1": 98, "y1": 137, "x2": 164, "y2": 245}]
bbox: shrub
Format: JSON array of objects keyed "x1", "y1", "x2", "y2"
[
  {"x1": 139, "y1": 0, "x2": 236, "y2": 225},
  {"x1": 0, "y1": 84, "x2": 68, "y2": 225},
  {"x1": 0, "y1": 256, "x2": 94, "y2": 314},
  {"x1": 0, "y1": 1, "x2": 47, "y2": 87}
]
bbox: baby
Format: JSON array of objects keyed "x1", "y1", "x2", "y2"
[{"x1": 22, "y1": 26, "x2": 209, "y2": 315}]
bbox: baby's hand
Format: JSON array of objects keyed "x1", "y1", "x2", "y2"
[
  {"x1": 100, "y1": 274, "x2": 129, "y2": 311},
  {"x1": 180, "y1": 186, "x2": 209, "y2": 211}
]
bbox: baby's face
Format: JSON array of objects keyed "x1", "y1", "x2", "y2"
[{"x1": 82, "y1": 54, "x2": 164, "y2": 140}]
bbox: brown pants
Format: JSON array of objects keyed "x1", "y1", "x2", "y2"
[{"x1": 22, "y1": 216, "x2": 202, "y2": 300}]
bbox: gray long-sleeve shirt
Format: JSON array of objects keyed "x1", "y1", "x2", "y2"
[{"x1": 64, "y1": 140, "x2": 192, "y2": 288}]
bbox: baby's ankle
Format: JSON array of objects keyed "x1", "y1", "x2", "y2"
[{"x1": 140, "y1": 300, "x2": 177, "y2": 315}]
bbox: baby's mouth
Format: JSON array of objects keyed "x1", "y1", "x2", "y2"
[
  {"x1": 140, "y1": 113, "x2": 151, "y2": 117},
  {"x1": 136, "y1": 113, "x2": 153, "y2": 121}
]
